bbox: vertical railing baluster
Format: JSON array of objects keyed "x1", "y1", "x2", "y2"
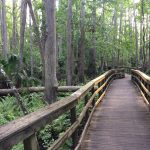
[
  {"x1": 24, "y1": 134, "x2": 39, "y2": 150},
  {"x1": 147, "y1": 83, "x2": 150, "y2": 111},
  {"x1": 70, "y1": 107, "x2": 78, "y2": 149},
  {"x1": 84, "y1": 95, "x2": 89, "y2": 122},
  {"x1": 98, "y1": 82, "x2": 102, "y2": 98},
  {"x1": 91, "y1": 87, "x2": 95, "y2": 107}
]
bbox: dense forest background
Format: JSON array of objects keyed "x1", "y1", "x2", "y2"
[
  {"x1": 0, "y1": 0, "x2": 149, "y2": 87},
  {"x1": 0, "y1": 0, "x2": 149, "y2": 149}
]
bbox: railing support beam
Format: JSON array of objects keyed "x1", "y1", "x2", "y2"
[
  {"x1": 24, "y1": 134, "x2": 39, "y2": 150},
  {"x1": 70, "y1": 107, "x2": 78, "y2": 149},
  {"x1": 91, "y1": 87, "x2": 95, "y2": 107}
]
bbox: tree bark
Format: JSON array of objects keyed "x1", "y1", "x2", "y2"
[
  {"x1": 26, "y1": 0, "x2": 45, "y2": 83},
  {"x1": 141, "y1": 0, "x2": 146, "y2": 68},
  {"x1": 139, "y1": 0, "x2": 145, "y2": 68},
  {"x1": 1, "y1": 69, "x2": 28, "y2": 115},
  {"x1": 1, "y1": 0, "x2": 8, "y2": 60},
  {"x1": 91, "y1": 0, "x2": 96, "y2": 75},
  {"x1": 12, "y1": 0, "x2": 17, "y2": 51},
  {"x1": 112, "y1": 6, "x2": 118, "y2": 68},
  {"x1": 29, "y1": 14, "x2": 34, "y2": 76},
  {"x1": 118, "y1": 0, "x2": 123, "y2": 66},
  {"x1": 78, "y1": 0, "x2": 85, "y2": 82},
  {"x1": 57, "y1": 36, "x2": 63, "y2": 56},
  {"x1": 149, "y1": 33, "x2": 150, "y2": 67},
  {"x1": 44, "y1": 0, "x2": 58, "y2": 104},
  {"x1": 133, "y1": 3, "x2": 138, "y2": 68},
  {"x1": 41, "y1": 0, "x2": 47, "y2": 53},
  {"x1": 26, "y1": 0, "x2": 45, "y2": 64},
  {"x1": 66, "y1": 0, "x2": 74, "y2": 85},
  {"x1": 19, "y1": 0, "x2": 27, "y2": 69},
  {"x1": 148, "y1": 15, "x2": 150, "y2": 67},
  {"x1": 128, "y1": 8, "x2": 133, "y2": 45}
]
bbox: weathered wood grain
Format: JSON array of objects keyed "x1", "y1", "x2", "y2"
[
  {"x1": 132, "y1": 69, "x2": 150, "y2": 84},
  {"x1": 80, "y1": 75, "x2": 150, "y2": 150},
  {"x1": 0, "y1": 69, "x2": 121, "y2": 150},
  {"x1": 0, "y1": 86, "x2": 82, "y2": 95}
]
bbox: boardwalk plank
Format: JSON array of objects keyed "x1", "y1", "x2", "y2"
[{"x1": 80, "y1": 75, "x2": 150, "y2": 150}]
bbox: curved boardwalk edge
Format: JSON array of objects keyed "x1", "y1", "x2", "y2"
[
  {"x1": 80, "y1": 75, "x2": 150, "y2": 150},
  {"x1": 0, "y1": 69, "x2": 125, "y2": 150}
]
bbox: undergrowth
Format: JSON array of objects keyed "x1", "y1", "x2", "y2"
[{"x1": 0, "y1": 93, "x2": 85, "y2": 150}]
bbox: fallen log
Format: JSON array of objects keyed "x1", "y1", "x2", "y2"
[
  {"x1": 0, "y1": 86, "x2": 82, "y2": 95},
  {"x1": 0, "y1": 68, "x2": 28, "y2": 114}
]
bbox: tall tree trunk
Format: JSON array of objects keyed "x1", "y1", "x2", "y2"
[
  {"x1": 118, "y1": 0, "x2": 123, "y2": 66},
  {"x1": 78, "y1": 0, "x2": 85, "y2": 82},
  {"x1": 99, "y1": 0, "x2": 105, "y2": 71},
  {"x1": 124, "y1": 9, "x2": 127, "y2": 42},
  {"x1": 145, "y1": 13, "x2": 149, "y2": 66},
  {"x1": 139, "y1": 0, "x2": 145, "y2": 68},
  {"x1": 29, "y1": 14, "x2": 33, "y2": 76},
  {"x1": 66, "y1": 0, "x2": 74, "y2": 85},
  {"x1": 141, "y1": 0, "x2": 146, "y2": 68},
  {"x1": 133, "y1": 3, "x2": 138, "y2": 68},
  {"x1": 112, "y1": 6, "x2": 118, "y2": 68},
  {"x1": 27, "y1": 0, "x2": 44, "y2": 63},
  {"x1": 142, "y1": 8, "x2": 146, "y2": 68},
  {"x1": 128, "y1": 8, "x2": 133, "y2": 42},
  {"x1": 41, "y1": 0, "x2": 47, "y2": 53},
  {"x1": 57, "y1": 36, "x2": 63, "y2": 56},
  {"x1": 44, "y1": 0, "x2": 58, "y2": 104},
  {"x1": 145, "y1": 14, "x2": 149, "y2": 59},
  {"x1": 149, "y1": 25, "x2": 150, "y2": 67},
  {"x1": 12, "y1": 0, "x2": 17, "y2": 51},
  {"x1": 1, "y1": 0, "x2": 8, "y2": 60},
  {"x1": 26, "y1": 0, "x2": 45, "y2": 84},
  {"x1": 19, "y1": 0, "x2": 27, "y2": 69},
  {"x1": 90, "y1": 0, "x2": 96, "y2": 75},
  {"x1": 0, "y1": 3, "x2": 1, "y2": 43}
]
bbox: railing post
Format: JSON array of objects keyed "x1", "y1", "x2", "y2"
[
  {"x1": 147, "y1": 84, "x2": 150, "y2": 110},
  {"x1": 24, "y1": 134, "x2": 40, "y2": 150},
  {"x1": 98, "y1": 82, "x2": 102, "y2": 98},
  {"x1": 84, "y1": 95, "x2": 89, "y2": 122},
  {"x1": 103, "y1": 78, "x2": 106, "y2": 92},
  {"x1": 101, "y1": 80, "x2": 104, "y2": 94},
  {"x1": 91, "y1": 87, "x2": 95, "y2": 107},
  {"x1": 131, "y1": 71, "x2": 133, "y2": 81},
  {"x1": 70, "y1": 107, "x2": 78, "y2": 149}
]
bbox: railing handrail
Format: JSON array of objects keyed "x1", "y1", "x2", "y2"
[
  {"x1": 131, "y1": 69, "x2": 150, "y2": 107},
  {"x1": 131, "y1": 69, "x2": 150, "y2": 83},
  {"x1": 0, "y1": 69, "x2": 122, "y2": 150},
  {"x1": 118, "y1": 66, "x2": 136, "y2": 69}
]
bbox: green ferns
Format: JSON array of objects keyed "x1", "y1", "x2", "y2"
[{"x1": 0, "y1": 93, "x2": 86, "y2": 150}]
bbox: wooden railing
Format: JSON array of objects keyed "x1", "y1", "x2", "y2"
[
  {"x1": 0, "y1": 69, "x2": 124, "y2": 150},
  {"x1": 131, "y1": 69, "x2": 150, "y2": 107},
  {"x1": 118, "y1": 66, "x2": 137, "y2": 74}
]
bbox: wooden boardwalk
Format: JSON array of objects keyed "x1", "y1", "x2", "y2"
[{"x1": 80, "y1": 75, "x2": 150, "y2": 150}]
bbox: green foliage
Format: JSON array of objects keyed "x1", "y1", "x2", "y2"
[
  {"x1": 0, "y1": 96, "x2": 23, "y2": 125},
  {"x1": 0, "y1": 93, "x2": 85, "y2": 150},
  {"x1": 0, "y1": 93, "x2": 45, "y2": 126},
  {"x1": 38, "y1": 113, "x2": 71, "y2": 149},
  {"x1": 12, "y1": 143, "x2": 24, "y2": 150},
  {"x1": 23, "y1": 93, "x2": 45, "y2": 112},
  {"x1": 0, "y1": 91, "x2": 88, "y2": 149},
  {"x1": 0, "y1": 0, "x2": 149, "y2": 149},
  {"x1": 3, "y1": 0, "x2": 149, "y2": 84},
  {"x1": 145, "y1": 69, "x2": 150, "y2": 76},
  {"x1": 0, "y1": 54, "x2": 41, "y2": 87}
]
